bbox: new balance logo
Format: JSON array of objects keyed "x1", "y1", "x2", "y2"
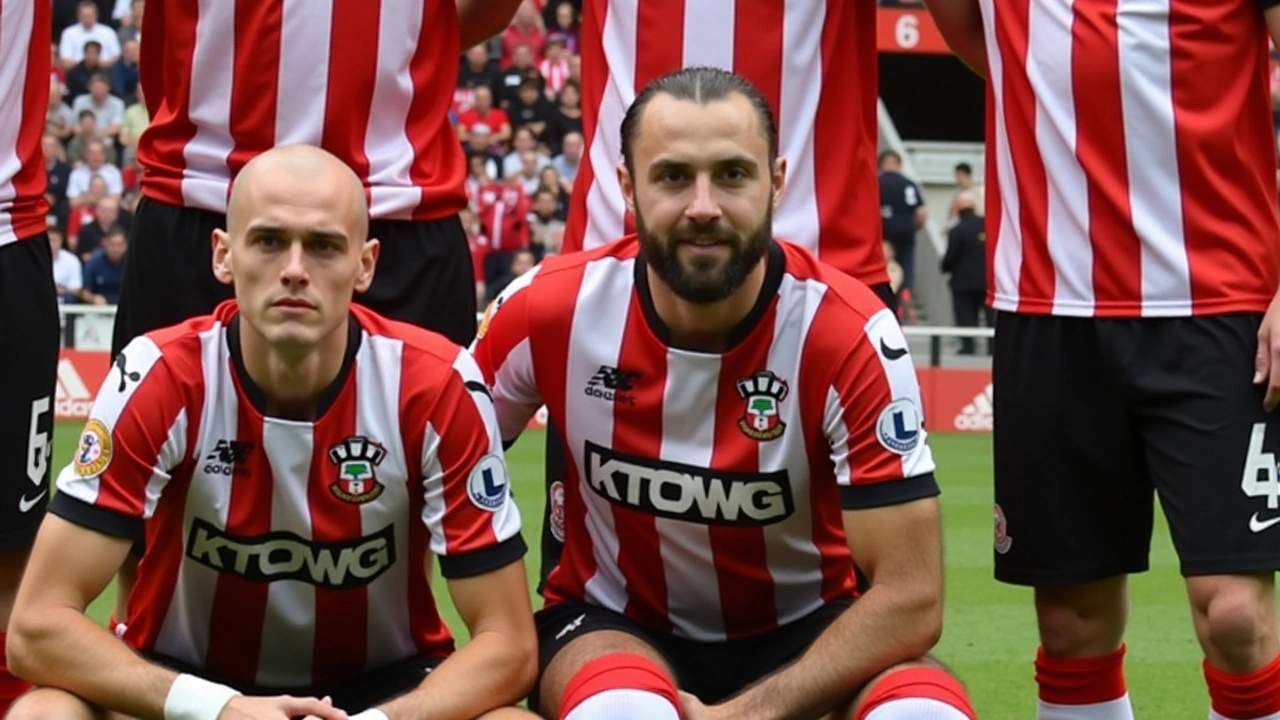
[
  {"x1": 203, "y1": 440, "x2": 254, "y2": 476},
  {"x1": 55, "y1": 359, "x2": 92, "y2": 419},
  {"x1": 954, "y1": 384, "x2": 993, "y2": 432},
  {"x1": 584, "y1": 366, "x2": 640, "y2": 405}
]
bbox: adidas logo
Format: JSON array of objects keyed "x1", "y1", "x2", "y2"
[
  {"x1": 954, "y1": 383, "x2": 993, "y2": 432},
  {"x1": 55, "y1": 359, "x2": 93, "y2": 419}
]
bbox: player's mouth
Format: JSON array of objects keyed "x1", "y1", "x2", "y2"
[{"x1": 271, "y1": 297, "x2": 315, "y2": 314}]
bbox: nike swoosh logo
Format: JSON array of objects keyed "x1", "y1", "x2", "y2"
[
  {"x1": 1250, "y1": 512, "x2": 1280, "y2": 533},
  {"x1": 880, "y1": 338, "x2": 908, "y2": 361},
  {"x1": 18, "y1": 490, "x2": 47, "y2": 513}
]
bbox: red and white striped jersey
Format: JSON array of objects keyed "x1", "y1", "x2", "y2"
[
  {"x1": 52, "y1": 302, "x2": 523, "y2": 688},
  {"x1": 562, "y1": 0, "x2": 887, "y2": 288},
  {"x1": 136, "y1": 0, "x2": 467, "y2": 222},
  {"x1": 983, "y1": 0, "x2": 1280, "y2": 317},
  {"x1": 472, "y1": 238, "x2": 936, "y2": 641},
  {"x1": 0, "y1": 0, "x2": 51, "y2": 246}
]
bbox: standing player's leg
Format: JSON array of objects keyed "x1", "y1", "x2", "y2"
[
  {"x1": 108, "y1": 198, "x2": 231, "y2": 631},
  {"x1": 1133, "y1": 315, "x2": 1280, "y2": 720},
  {"x1": 362, "y1": 216, "x2": 478, "y2": 346},
  {"x1": 0, "y1": 236, "x2": 60, "y2": 714},
  {"x1": 993, "y1": 313, "x2": 1148, "y2": 720}
]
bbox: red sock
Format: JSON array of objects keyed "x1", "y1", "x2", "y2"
[
  {"x1": 1204, "y1": 653, "x2": 1280, "y2": 719},
  {"x1": 856, "y1": 666, "x2": 977, "y2": 719},
  {"x1": 558, "y1": 653, "x2": 678, "y2": 719},
  {"x1": 0, "y1": 631, "x2": 32, "y2": 716},
  {"x1": 1036, "y1": 644, "x2": 1128, "y2": 705}
]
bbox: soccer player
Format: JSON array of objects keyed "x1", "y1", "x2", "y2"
[
  {"x1": 108, "y1": 0, "x2": 526, "y2": 635},
  {"x1": 5, "y1": 146, "x2": 538, "y2": 720},
  {"x1": 0, "y1": 1, "x2": 59, "y2": 715},
  {"x1": 472, "y1": 67, "x2": 977, "y2": 720},
  {"x1": 923, "y1": 1, "x2": 1280, "y2": 719}
]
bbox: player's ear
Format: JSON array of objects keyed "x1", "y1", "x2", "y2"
[
  {"x1": 771, "y1": 156, "x2": 787, "y2": 211},
  {"x1": 616, "y1": 161, "x2": 637, "y2": 215},
  {"x1": 211, "y1": 228, "x2": 234, "y2": 286},
  {"x1": 355, "y1": 238, "x2": 379, "y2": 293}
]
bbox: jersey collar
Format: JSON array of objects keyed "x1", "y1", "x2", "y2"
[{"x1": 226, "y1": 311, "x2": 362, "y2": 420}]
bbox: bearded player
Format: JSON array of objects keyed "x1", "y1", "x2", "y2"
[
  {"x1": 5, "y1": 146, "x2": 538, "y2": 720},
  {"x1": 472, "y1": 67, "x2": 976, "y2": 720}
]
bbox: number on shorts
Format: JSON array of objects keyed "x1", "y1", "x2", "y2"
[
  {"x1": 1242, "y1": 423, "x2": 1280, "y2": 510},
  {"x1": 27, "y1": 396, "x2": 50, "y2": 488}
]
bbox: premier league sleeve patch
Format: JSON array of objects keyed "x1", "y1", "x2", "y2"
[
  {"x1": 74, "y1": 419, "x2": 113, "y2": 478},
  {"x1": 876, "y1": 399, "x2": 922, "y2": 455},
  {"x1": 467, "y1": 454, "x2": 510, "y2": 511}
]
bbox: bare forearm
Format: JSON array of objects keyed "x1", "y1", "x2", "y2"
[
  {"x1": 1266, "y1": 6, "x2": 1280, "y2": 51},
  {"x1": 8, "y1": 608, "x2": 178, "y2": 718},
  {"x1": 379, "y1": 631, "x2": 536, "y2": 720},
  {"x1": 457, "y1": 0, "x2": 523, "y2": 48},
  {"x1": 922, "y1": 0, "x2": 988, "y2": 78},
  {"x1": 719, "y1": 588, "x2": 941, "y2": 720}
]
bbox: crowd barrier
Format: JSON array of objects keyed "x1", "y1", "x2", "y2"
[{"x1": 56, "y1": 306, "x2": 995, "y2": 433}]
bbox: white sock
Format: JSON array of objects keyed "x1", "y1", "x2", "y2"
[
  {"x1": 864, "y1": 698, "x2": 972, "y2": 719},
  {"x1": 562, "y1": 688, "x2": 679, "y2": 720},
  {"x1": 1210, "y1": 711, "x2": 1280, "y2": 720},
  {"x1": 1039, "y1": 695, "x2": 1135, "y2": 720}
]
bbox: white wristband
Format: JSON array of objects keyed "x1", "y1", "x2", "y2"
[
  {"x1": 163, "y1": 673, "x2": 241, "y2": 720},
  {"x1": 351, "y1": 710, "x2": 391, "y2": 720}
]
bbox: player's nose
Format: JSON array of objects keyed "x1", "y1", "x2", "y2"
[
  {"x1": 279, "y1": 241, "x2": 310, "y2": 286},
  {"x1": 685, "y1": 174, "x2": 722, "y2": 222}
]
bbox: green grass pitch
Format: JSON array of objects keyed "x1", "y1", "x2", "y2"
[{"x1": 50, "y1": 423, "x2": 1219, "y2": 717}]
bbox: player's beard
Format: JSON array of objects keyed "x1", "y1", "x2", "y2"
[{"x1": 636, "y1": 204, "x2": 772, "y2": 305}]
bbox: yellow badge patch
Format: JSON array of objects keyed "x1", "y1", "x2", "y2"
[
  {"x1": 476, "y1": 299, "x2": 497, "y2": 340},
  {"x1": 74, "y1": 419, "x2": 113, "y2": 477}
]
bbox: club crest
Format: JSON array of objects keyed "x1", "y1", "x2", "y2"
[
  {"x1": 328, "y1": 436, "x2": 387, "y2": 505},
  {"x1": 736, "y1": 371, "x2": 789, "y2": 441}
]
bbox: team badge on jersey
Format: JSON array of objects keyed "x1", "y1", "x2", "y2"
[
  {"x1": 877, "y1": 399, "x2": 921, "y2": 454},
  {"x1": 549, "y1": 480, "x2": 566, "y2": 541},
  {"x1": 468, "y1": 454, "x2": 510, "y2": 511},
  {"x1": 736, "y1": 371, "x2": 789, "y2": 441},
  {"x1": 327, "y1": 436, "x2": 387, "y2": 504},
  {"x1": 994, "y1": 504, "x2": 1013, "y2": 554},
  {"x1": 74, "y1": 419, "x2": 113, "y2": 477}
]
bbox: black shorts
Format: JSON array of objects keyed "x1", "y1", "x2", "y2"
[
  {"x1": 112, "y1": 197, "x2": 478, "y2": 356},
  {"x1": 993, "y1": 312, "x2": 1280, "y2": 585},
  {"x1": 533, "y1": 598, "x2": 852, "y2": 709},
  {"x1": 0, "y1": 236, "x2": 60, "y2": 550},
  {"x1": 149, "y1": 651, "x2": 443, "y2": 713}
]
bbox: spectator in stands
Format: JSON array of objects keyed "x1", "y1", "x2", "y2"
[
  {"x1": 941, "y1": 190, "x2": 990, "y2": 355},
  {"x1": 540, "y1": 34, "x2": 571, "y2": 99},
  {"x1": 529, "y1": 189, "x2": 564, "y2": 260},
  {"x1": 110, "y1": 39, "x2": 139, "y2": 105},
  {"x1": 71, "y1": 72, "x2": 124, "y2": 140},
  {"x1": 66, "y1": 176, "x2": 107, "y2": 240},
  {"x1": 476, "y1": 178, "x2": 531, "y2": 285},
  {"x1": 460, "y1": 206, "x2": 489, "y2": 306},
  {"x1": 66, "y1": 110, "x2": 117, "y2": 166},
  {"x1": 457, "y1": 85, "x2": 513, "y2": 149},
  {"x1": 58, "y1": 1, "x2": 119, "y2": 68},
  {"x1": 43, "y1": 134, "x2": 71, "y2": 229},
  {"x1": 46, "y1": 79, "x2": 76, "y2": 141},
  {"x1": 537, "y1": 165, "x2": 570, "y2": 221},
  {"x1": 467, "y1": 135, "x2": 503, "y2": 193},
  {"x1": 502, "y1": 0, "x2": 546, "y2": 68},
  {"x1": 80, "y1": 225, "x2": 126, "y2": 305},
  {"x1": 548, "y1": 1, "x2": 580, "y2": 55},
  {"x1": 550, "y1": 129, "x2": 582, "y2": 185},
  {"x1": 67, "y1": 141, "x2": 123, "y2": 207},
  {"x1": 878, "y1": 149, "x2": 927, "y2": 292},
  {"x1": 49, "y1": 41, "x2": 66, "y2": 87},
  {"x1": 115, "y1": 0, "x2": 144, "y2": 43},
  {"x1": 503, "y1": 126, "x2": 549, "y2": 179},
  {"x1": 515, "y1": 150, "x2": 543, "y2": 196},
  {"x1": 500, "y1": 43, "x2": 545, "y2": 108},
  {"x1": 62, "y1": 39, "x2": 101, "y2": 103},
  {"x1": 545, "y1": 81, "x2": 582, "y2": 156},
  {"x1": 120, "y1": 83, "x2": 147, "y2": 168},
  {"x1": 509, "y1": 78, "x2": 555, "y2": 145},
  {"x1": 77, "y1": 196, "x2": 130, "y2": 262},
  {"x1": 487, "y1": 247, "x2": 536, "y2": 302},
  {"x1": 946, "y1": 161, "x2": 984, "y2": 227},
  {"x1": 49, "y1": 226, "x2": 83, "y2": 304},
  {"x1": 457, "y1": 44, "x2": 501, "y2": 116}
]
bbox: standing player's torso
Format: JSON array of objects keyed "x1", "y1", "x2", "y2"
[
  {"x1": 567, "y1": 0, "x2": 885, "y2": 285},
  {"x1": 537, "y1": 244, "x2": 866, "y2": 642},
  {"x1": 982, "y1": 0, "x2": 1280, "y2": 317},
  {"x1": 137, "y1": 0, "x2": 466, "y2": 220},
  {"x1": 0, "y1": 0, "x2": 51, "y2": 245}
]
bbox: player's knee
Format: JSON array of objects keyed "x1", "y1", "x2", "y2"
[
  {"x1": 1034, "y1": 578, "x2": 1127, "y2": 657},
  {"x1": 852, "y1": 663, "x2": 976, "y2": 720},
  {"x1": 556, "y1": 653, "x2": 679, "y2": 720},
  {"x1": 1188, "y1": 575, "x2": 1276, "y2": 663},
  {"x1": 5, "y1": 687, "x2": 97, "y2": 720}
]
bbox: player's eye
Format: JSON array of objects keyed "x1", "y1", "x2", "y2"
[
  {"x1": 255, "y1": 234, "x2": 283, "y2": 249},
  {"x1": 658, "y1": 169, "x2": 687, "y2": 184},
  {"x1": 721, "y1": 167, "x2": 749, "y2": 182}
]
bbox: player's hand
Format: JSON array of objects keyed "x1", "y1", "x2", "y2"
[
  {"x1": 1255, "y1": 289, "x2": 1280, "y2": 411},
  {"x1": 217, "y1": 694, "x2": 348, "y2": 720},
  {"x1": 678, "y1": 690, "x2": 710, "y2": 720}
]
